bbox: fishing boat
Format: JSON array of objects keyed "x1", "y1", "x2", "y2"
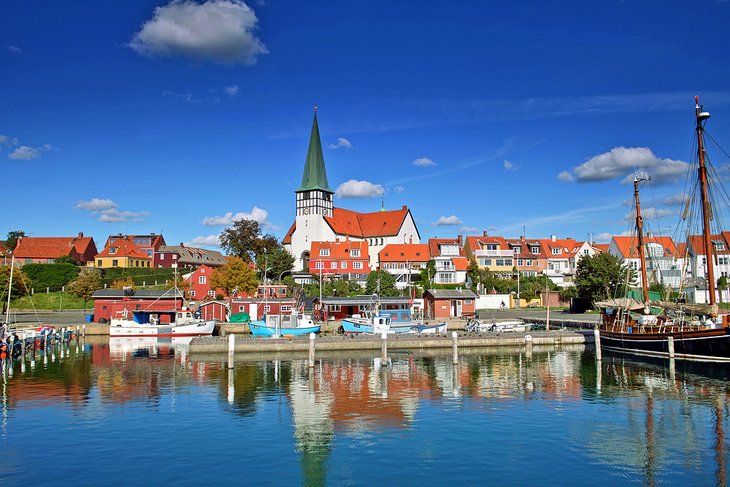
[
  {"x1": 109, "y1": 307, "x2": 215, "y2": 337},
  {"x1": 341, "y1": 307, "x2": 426, "y2": 334},
  {"x1": 249, "y1": 312, "x2": 321, "y2": 337},
  {"x1": 597, "y1": 97, "x2": 730, "y2": 362}
]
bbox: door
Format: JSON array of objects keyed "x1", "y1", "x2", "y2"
[{"x1": 451, "y1": 300, "x2": 462, "y2": 317}]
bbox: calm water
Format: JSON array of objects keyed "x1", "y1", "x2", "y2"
[{"x1": 1, "y1": 338, "x2": 728, "y2": 486}]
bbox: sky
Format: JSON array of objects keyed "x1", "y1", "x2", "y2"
[{"x1": 3, "y1": 0, "x2": 730, "y2": 251}]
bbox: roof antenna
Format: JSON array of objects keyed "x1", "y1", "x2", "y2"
[{"x1": 380, "y1": 194, "x2": 385, "y2": 212}]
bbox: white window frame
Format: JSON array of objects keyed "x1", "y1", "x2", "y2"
[
  {"x1": 350, "y1": 249, "x2": 360, "y2": 257},
  {"x1": 199, "y1": 276, "x2": 207, "y2": 285},
  {"x1": 353, "y1": 261, "x2": 363, "y2": 270},
  {"x1": 320, "y1": 249, "x2": 330, "y2": 257}
]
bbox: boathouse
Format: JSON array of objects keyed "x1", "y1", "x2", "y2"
[
  {"x1": 315, "y1": 296, "x2": 414, "y2": 320},
  {"x1": 92, "y1": 289, "x2": 185, "y2": 323}
]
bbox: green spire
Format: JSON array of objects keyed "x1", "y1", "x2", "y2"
[{"x1": 298, "y1": 106, "x2": 332, "y2": 193}]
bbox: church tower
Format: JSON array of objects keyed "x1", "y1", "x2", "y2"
[{"x1": 295, "y1": 107, "x2": 334, "y2": 217}]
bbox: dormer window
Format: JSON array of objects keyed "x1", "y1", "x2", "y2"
[
  {"x1": 319, "y1": 249, "x2": 330, "y2": 257},
  {"x1": 513, "y1": 246, "x2": 521, "y2": 254},
  {"x1": 109, "y1": 247, "x2": 117, "y2": 254},
  {"x1": 713, "y1": 240, "x2": 725, "y2": 251},
  {"x1": 351, "y1": 249, "x2": 360, "y2": 257},
  {"x1": 551, "y1": 248, "x2": 561, "y2": 255},
  {"x1": 531, "y1": 246, "x2": 540, "y2": 254}
]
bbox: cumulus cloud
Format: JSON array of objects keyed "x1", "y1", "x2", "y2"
[
  {"x1": 503, "y1": 160, "x2": 520, "y2": 171},
  {"x1": 0, "y1": 134, "x2": 19, "y2": 147},
  {"x1": 623, "y1": 207, "x2": 675, "y2": 222},
  {"x1": 459, "y1": 226, "x2": 481, "y2": 233},
  {"x1": 202, "y1": 206, "x2": 271, "y2": 227},
  {"x1": 8, "y1": 146, "x2": 41, "y2": 160},
  {"x1": 662, "y1": 192, "x2": 688, "y2": 206},
  {"x1": 186, "y1": 235, "x2": 221, "y2": 247},
  {"x1": 412, "y1": 157, "x2": 435, "y2": 167},
  {"x1": 74, "y1": 198, "x2": 149, "y2": 222},
  {"x1": 129, "y1": 0, "x2": 268, "y2": 65},
  {"x1": 74, "y1": 198, "x2": 118, "y2": 212},
  {"x1": 594, "y1": 232, "x2": 613, "y2": 242},
  {"x1": 335, "y1": 180, "x2": 385, "y2": 198},
  {"x1": 431, "y1": 215, "x2": 463, "y2": 227},
  {"x1": 328, "y1": 138, "x2": 353, "y2": 150},
  {"x1": 224, "y1": 84, "x2": 239, "y2": 96},
  {"x1": 558, "y1": 147, "x2": 689, "y2": 185}
]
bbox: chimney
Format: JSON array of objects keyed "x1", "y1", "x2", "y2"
[
  {"x1": 483, "y1": 230, "x2": 488, "y2": 237},
  {"x1": 409, "y1": 236, "x2": 413, "y2": 244},
  {"x1": 551, "y1": 235, "x2": 557, "y2": 242},
  {"x1": 457, "y1": 234, "x2": 463, "y2": 246},
  {"x1": 402, "y1": 205, "x2": 407, "y2": 210},
  {"x1": 78, "y1": 232, "x2": 84, "y2": 238}
]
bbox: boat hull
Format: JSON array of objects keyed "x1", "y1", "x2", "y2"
[
  {"x1": 406, "y1": 323, "x2": 448, "y2": 334},
  {"x1": 249, "y1": 322, "x2": 321, "y2": 337},
  {"x1": 109, "y1": 320, "x2": 216, "y2": 337},
  {"x1": 340, "y1": 319, "x2": 414, "y2": 334},
  {"x1": 599, "y1": 327, "x2": 730, "y2": 362}
]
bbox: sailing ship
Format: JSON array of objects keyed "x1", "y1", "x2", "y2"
[{"x1": 597, "y1": 97, "x2": 730, "y2": 362}]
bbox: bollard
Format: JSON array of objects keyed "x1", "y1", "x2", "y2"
[
  {"x1": 667, "y1": 336, "x2": 675, "y2": 359},
  {"x1": 381, "y1": 332, "x2": 388, "y2": 365},
  {"x1": 308, "y1": 332, "x2": 316, "y2": 368},
  {"x1": 451, "y1": 331, "x2": 459, "y2": 365},
  {"x1": 594, "y1": 329, "x2": 602, "y2": 361},
  {"x1": 228, "y1": 333, "x2": 235, "y2": 369}
]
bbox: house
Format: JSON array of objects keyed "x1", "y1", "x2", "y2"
[
  {"x1": 428, "y1": 237, "x2": 468, "y2": 285},
  {"x1": 379, "y1": 243, "x2": 431, "y2": 289},
  {"x1": 154, "y1": 243, "x2": 227, "y2": 269},
  {"x1": 94, "y1": 235, "x2": 152, "y2": 269},
  {"x1": 308, "y1": 239, "x2": 371, "y2": 282},
  {"x1": 183, "y1": 264, "x2": 226, "y2": 301},
  {"x1": 464, "y1": 233, "x2": 517, "y2": 278},
  {"x1": 423, "y1": 289, "x2": 477, "y2": 319},
  {"x1": 281, "y1": 110, "x2": 421, "y2": 274},
  {"x1": 12, "y1": 233, "x2": 98, "y2": 266},
  {"x1": 504, "y1": 236, "x2": 547, "y2": 277},
  {"x1": 608, "y1": 235, "x2": 681, "y2": 288},
  {"x1": 92, "y1": 289, "x2": 185, "y2": 322},
  {"x1": 685, "y1": 233, "x2": 730, "y2": 285}
]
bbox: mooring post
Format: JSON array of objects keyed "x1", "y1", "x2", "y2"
[
  {"x1": 451, "y1": 331, "x2": 459, "y2": 365},
  {"x1": 525, "y1": 334, "x2": 533, "y2": 360},
  {"x1": 381, "y1": 332, "x2": 388, "y2": 365},
  {"x1": 667, "y1": 336, "x2": 675, "y2": 359},
  {"x1": 594, "y1": 328, "x2": 602, "y2": 361},
  {"x1": 228, "y1": 333, "x2": 235, "y2": 369},
  {"x1": 308, "y1": 332, "x2": 316, "y2": 368},
  {"x1": 82, "y1": 324, "x2": 86, "y2": 339}
]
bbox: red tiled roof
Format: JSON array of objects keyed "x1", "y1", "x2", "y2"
[
  {"x1": 96, "y1": 236, "x2": 150, "y2": 259},
  {"x1": 14, "y1": 236, "x2": 95, "y2": 260},
  {"x1": 611, "y1": 235, "x2": 678, "y2": 258},
  {"x1": 686, "y1": 234, "x2": 730, "y2": 256},
  {"x1": 282, "y1": 222, "x2": 296, "y2": 245},
  {"x1": 325, "y1": 206, "x2": 411, "y2": 238},
  {"x1": 593, "y1": 244, "x2": 609, "y2": 253},
  {"x1": 453, "y1": 256, "x2": 469, "y2": 271},
  {"x1": 379, "y1": 244, "x2": 430, "y2": 262},
  {"x1": 428, "y1": 238, "x2": 464, "y2": 257},
  {"x1": 310, "y1": 240, "x2": 370, "y2": 261}
]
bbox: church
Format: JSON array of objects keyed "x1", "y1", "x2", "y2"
[{"x1": 282, "y1": 109, "x2": 421, "y2": 273}]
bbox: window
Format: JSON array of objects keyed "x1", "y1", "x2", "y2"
[
  {"x1": 320, "y1": 249, "x2": 330, "y2": 256},
  {"x1": 531, "y1": 246, "x2": 540, "y2": 254},
  {"x1": 341, "y1": 261, "x2": 347, "y2": 269},
  {"x1": 513, "y1": 246, "x2": 521, "y2": 254},
  {"x1": 112, "y1": 259, "x2": 118, "y2": 267},
  {"x1": 97, "y1": 260, "x2": 102, "y2": 267},
  {"x1": 517, "y1": 259, "x2": 524, "y2": 266},
  {"x1": 172, "y1": 254, "x2": 178, "y2": 260},
  {"x1": 281, "y1": 305, "x2": 293, "y2": 312},
  {"x1": 160, "y1": 254, "x2": 165, "y2": 260},
  {"x1": 189, "y1": 290, "x2": 196, "y2": 297},
  {"x1": 353, "y1": 261, "x2": 363, "y2": 270},
  {"x1": 485, "y1": 244, "x2": 498, "y2": 251},
  {"x1": 315, "y1": 261, "x2": 324, "y2": 269},
  {"x1": 264, "y1": 305, "x2": 271, "y2": 312},
  {"x1": 199, "y1": 276, "x2": 207, "y2": 284},
  {"x1": 207, "y1": 290, "x2": 215, "y2": 297},
  {"x1": 330, "y1": 261, "x2": 337, "y2": 269},
  {"x1": 351, "y1": 249, "x2": 360, "y2": 257},
  {"x1": 239, "y1": 306, "x2": 244, "y2": 312},
  {"x1": 495, "y1": 258, "x2": 513, "y2": 266},
  {"x1": 551, "y1": 248, "x2": 561, "y2": 255},
  {"x1": 328, "y1": 305, "x2": 341, "y2": 312},
  {"x1": 109, "y1": 247, "x2": 117, "y2": 254}
]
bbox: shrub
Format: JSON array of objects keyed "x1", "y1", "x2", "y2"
[{"x1": 21, "y1": 263, "x2": 80, "y2": 291}]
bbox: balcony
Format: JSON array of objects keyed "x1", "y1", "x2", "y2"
[{"x1": 474, "y1": 249, "x2": 513, "y2": 258}]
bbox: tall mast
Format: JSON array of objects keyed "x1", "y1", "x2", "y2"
[
  {"x1": 634, "y1": 176, "x2": 650, "y2": 306},
  {"x1": 696, "y1": 96, "x2": 716, "y2": 305}
]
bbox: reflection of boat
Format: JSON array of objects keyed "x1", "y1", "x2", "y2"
[
  {"x1": 109, "y1": 308, "x2": 215, "y2": 337},
  {"x1": 598, "y1": 98, "x2": 730, "y2": 362},
  {"x1": 249, "y1": 313, "x2": 321, "y2": 337}
]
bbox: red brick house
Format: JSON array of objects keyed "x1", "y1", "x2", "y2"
[
  {"x1": 423, "y1": 289, "x2": 477, "y2": 319},
  {"x1": 183, "y1": 265, "x2": 226, "y2": 301},
  {"x1": 308, "y1": 239, "x2": 371, "y2": 281},
  {"x1": 92, "y1": 289, "x2": 185, "y2": 323},
  {"x1": 13, "y1": 233, "x2": 98, "y2": 266}
]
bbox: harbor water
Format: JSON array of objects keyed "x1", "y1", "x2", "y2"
[{"x1": 0, "y1": 337, "x2": 728, "y2": 486}]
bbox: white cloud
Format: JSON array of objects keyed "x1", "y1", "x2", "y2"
[
  {"x1": 98, "y1": 209, "x2": 150, "y2": 223},
  {"x1": 594, "y1": 232, "x2": 613, "y2": 242},
  {"x1": 0, "y1": 134, "x2": 19, "y2": 147},
  {"x1": 186, "y1": 235, "x2": 221, "y2": 247},
  {"x1": 74, "y1": 198, "x2": 118, "y2": 212},
  {"x1": 8, "y1": 146, "x2": 40, "y2": 160},
  {"x1": 129, "y1": 0, "x2": 268, "y2": 65},
  {"x1": 503, "y1": 160, "x2": 520, "y2": 171},
  {"x1": 459, "y1": 226, "x2": 481, "y2": 233},
  {"x1": 431, "y1": 215, "x2": 463, "y2": 227},
  {"x1": 662, "y1": 192, "x2": 688, "y2": 206},
  {"x1": 202, "y1": 206, "x2": 269, "y2": 226},
  {"x1": 224, "y1": 84, "x2": 239, "y2": 96},
  {"x1": 559, "y1": 147, "x2": 689, "y2": 185},
  {"x1": 328, "y1": 137, "x2": 353, "y2": 150},
  {"x1": 623, "y1": 207, "x2": 675, "y2": 222},
  {"x1": 393, "y1": 186, "x2": 405, "y2": 194},
  {"x1": 412, "y1": 157, "x2": 435, "y2": 167},
  {"x1": 335, "y1": 180, "x2": 385, "y2": 198}
]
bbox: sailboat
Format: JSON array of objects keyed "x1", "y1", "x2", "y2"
[{"x1": 596, "y1": 97, "x2": 730, "y2": 362}]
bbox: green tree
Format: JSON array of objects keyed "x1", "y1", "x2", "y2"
[
  {"x1": 210, "y1": 256, "x2": 259, "y2": 296},
  {"x1": 717, "y1": 276, "x2": 728, "y2": 304},
  {"x1": 219, "y1": 219, "x2": 279, "y2": 264},
  {"x1": 419, "y1": 260, "x2": 436, "y2": 291},
  {"x1": 5, "y1": 230, "x2": 26, "y2": 251},
  {"x1": 110, "y1": 276, "x2": 135, "y2": 290},
  {"x1": 0, "y1": 266, "x2": 29, "y2": 314},
  {"x1": 67, "y1": 268, "x2": 103, "y2": 310},
  {"x1": 575, "y1": 253, "x2": 634, "y2": 305},
  {"x1": 263, "y1": 246, "x2": 295, "y2": 281},
  {"x1": 365, "y1": 270, "x2": 398, "y2": 297},
  {"x1": 467, "y1": 258, "x2": 479, "y2": 286}
]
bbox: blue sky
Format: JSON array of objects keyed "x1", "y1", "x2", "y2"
[{"x1": 3, "y1": 0, "x2": 730, "y2": 250}]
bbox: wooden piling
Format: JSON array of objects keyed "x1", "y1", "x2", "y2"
[
  {"x1": 381, "y1": 332, "x2": 388, "y2": 365},
  {"x1": 308, "y1": 332, "x2": 316, "y2": 368},
  {"x1": 667, "y1": 336, "x2": 675, "y2": 359},
  {"x1": 451, "y1": 331, "x2": 458, "y2": 365},
  {"x1": 594, "y1": 328, "x2": 602, "y2": 361},
  {"x1": 228, "y1": 334, "x2": 235, "y2": 369}
]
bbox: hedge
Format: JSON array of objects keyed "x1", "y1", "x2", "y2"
[
  {"x1": 101, "y1": 267, "x2": 177, "y2": 286},
  {"x1": 21, "y1": 263, "x2": 80, "y2": 291}
]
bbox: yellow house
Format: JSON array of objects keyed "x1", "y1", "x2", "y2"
[
  {"x1": 464, "y1": 234, "x2": 514, "y2": 278},
  {"x1": 94, "y1": 235, "x2": 151, "y2": 269}
]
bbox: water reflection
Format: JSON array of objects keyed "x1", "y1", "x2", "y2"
[{"x1": 0, "y1": 339, "x2": 728, "y2": 485}]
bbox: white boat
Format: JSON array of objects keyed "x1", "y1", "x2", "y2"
[
  {"x1": 466, "y1": 318, "x2": 530, "y2": 333},
  {"x1": 406, "y1": 322, "x2": 448, "y2": 334},
  {"x1": 109, "y1": 308, "x2": 215, "y2": 337},
  {"x1": 249, "y1": 313, "x2": 321, "y2": 337}
]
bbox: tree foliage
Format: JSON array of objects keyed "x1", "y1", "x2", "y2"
[
  {"x1": 21, "y1": 263, "x2": 80, "y2": 291},
  {"x1": 0, "y1": 266, "x2": 29, "y2": 314},
  {"x1": 210, "y1": 256, "x2": 259, "y2": 296},
  {"x1": 575, "y1": 253, "x2": 634, "y2": 304},
  {"x1": 67, "y1": 268, "x2": 103, "y2": 304},
  {"x1": 219, "y1": 219, "x2": 278, "y2": 263},
  {"x1": 365, "y1": 270, "x2": 399, "y2": 297},
  {"x1": 261, "y1": 246, "x2": 295, "y2": 281},
  {"x1": 110, "y1": 276, "x2": 135, "y2": 290},
  {"x1": 419, "y1": 260, "x2": 436, "y2": 291},
  {"x1": 304, "y1": 276, "x2": 362, "y2": 298},
  {"x1": 5, "y1": 230, "x2": 26, "y2": 251}
]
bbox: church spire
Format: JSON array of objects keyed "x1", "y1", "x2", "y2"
[{"x1": 298, "y1": 106, "x2": 332, "y2": 193}]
